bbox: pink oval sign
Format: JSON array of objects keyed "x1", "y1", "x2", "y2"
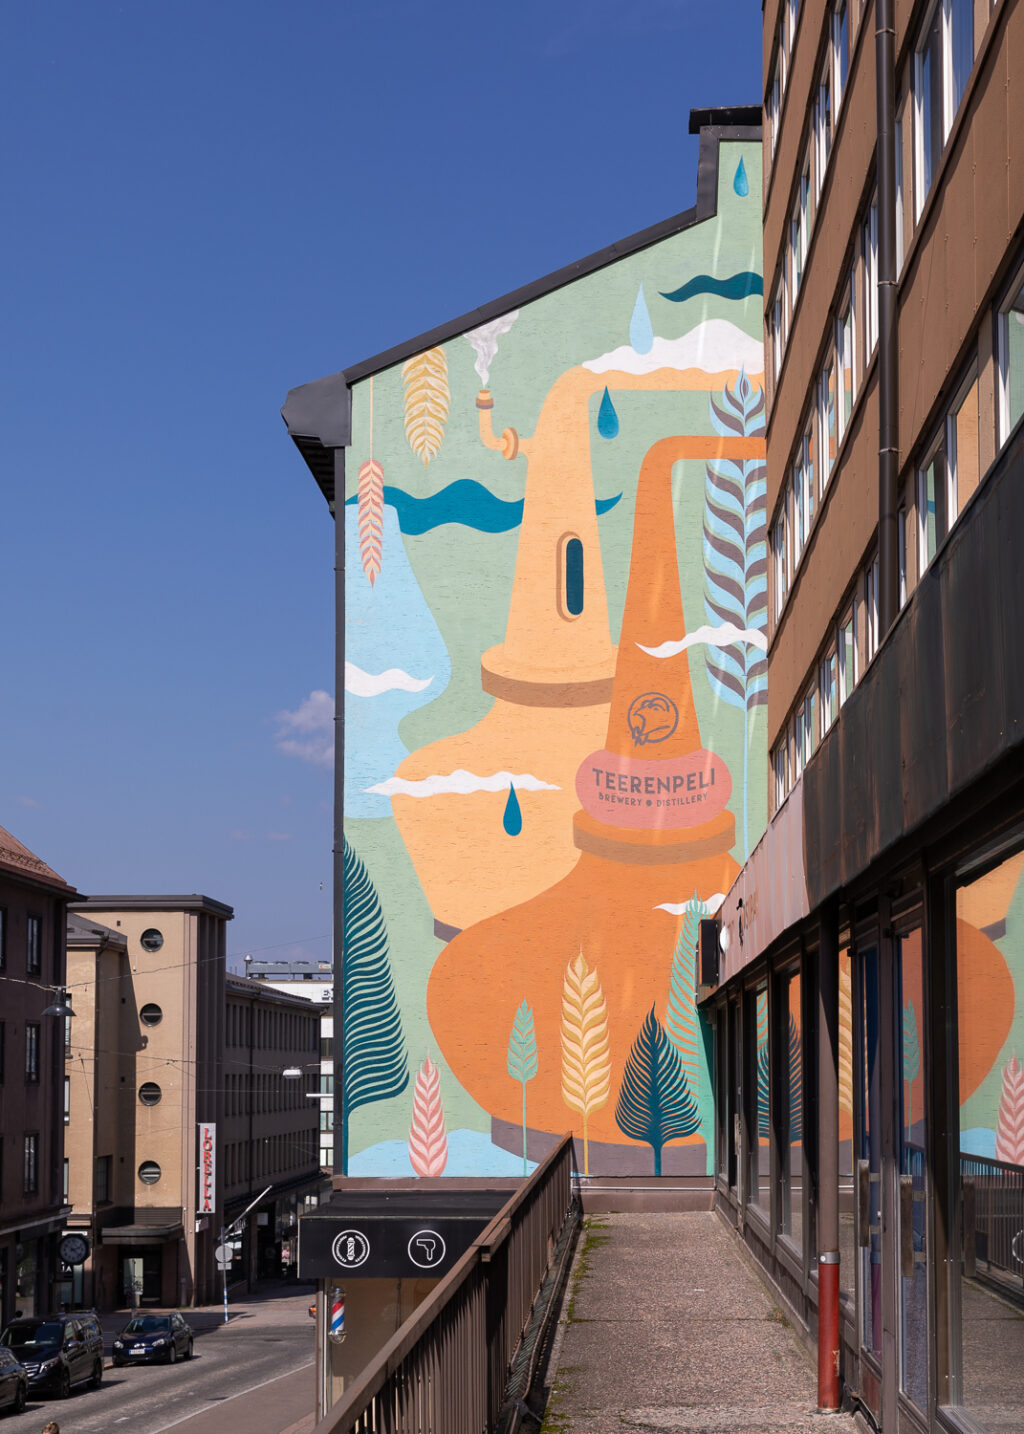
[{"x1": 575, "y1": 747, "x2": 732, "y2": 830}]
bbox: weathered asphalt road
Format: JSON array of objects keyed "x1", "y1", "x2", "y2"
[{"x1": 3, "y1": 1323, "x2": 314, "y2": 1434}]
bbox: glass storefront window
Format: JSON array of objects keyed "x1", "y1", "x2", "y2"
[
  {"x1": 952, "y1": 846, "x2": 1024, "y2": 1429},
  {"x1": 858, "y1": 943, "x2": 882, "y2": 1362},
  {"x1": 779, "y1": 970, "x2": 804, "y2": 1248},
  {"x1": 838, "y1": 945, "x2": 856, "y2": 1300},
  {"x1": 751, "y1": 983, "x2": 770, "y2": 1216},
  {"x1": 898, "y1": 927, "x2": 928, "y2": 1413}
]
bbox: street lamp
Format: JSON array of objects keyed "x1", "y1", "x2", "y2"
[{"x1": 43, "y1": 988, "x2": 76, "y2": 1019}]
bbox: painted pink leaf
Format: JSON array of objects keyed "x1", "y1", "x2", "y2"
[
  {"x1": 358, "y1": 458, "x2": 384, "y2": 586},
  {"x1": 995, "y1": 1054, "x2": 1024, "y2": 1166},
  {"x1": 409, "y1": 1054, "x2": 448, "y2": 1177}
]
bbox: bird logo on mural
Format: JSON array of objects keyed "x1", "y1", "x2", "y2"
[{"x1": 627, "y1": 692, "x2": 679, "y2": 746}]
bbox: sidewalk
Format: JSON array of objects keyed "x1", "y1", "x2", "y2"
[{"x1": 541, "y1": 1212, "x2": 860, "y2": 1433}]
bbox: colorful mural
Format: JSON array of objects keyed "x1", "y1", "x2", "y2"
[{"x1": 343, "y1": 137, "x2": 766, "y2": 1176}]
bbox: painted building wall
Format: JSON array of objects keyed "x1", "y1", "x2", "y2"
[{"x1": 343, "y1": 134, "x2": 766, "y2": 1178}]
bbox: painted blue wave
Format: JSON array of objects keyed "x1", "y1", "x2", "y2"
[
  {"x1": 345, "y1": 480, "x2": 621, "y2": 534},
  {"x1": 659, "y1": 271, "x2": 763, "y2": 303}
]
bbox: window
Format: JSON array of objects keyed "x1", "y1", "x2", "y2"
[
  {"x1": 95, "y1": 1155, "x2": 111, "y2": 1203},
  {"x1": 774, "y1": 509, "x2": 789, "y2": 621},
  {"x1": 819, "y1": 357, "x2": 836, "y2": 489},
  {"x1": 63, "y1": 1157, "x2": 69, "y2": 1204},
  {"x1": 821, "y1": 647, "x2": 838, "y2": 734},
  {"x1": 139, "y1": 1003, "x2": 163, "y2": 1027},
  {"x1": 25, "y1": 1023, "x2": 40, "y2": 1083},
  {"x1": 815, "y1": 57, "x2": 833, "y2": 195},
  {"x1": 23, "y1": 1134, "x2": 38, "y2": 1196},
  {"x1": 64, "y1": 1075, "x2": 70, "y2": 1123},
  {"x1": 898, "y1": 506, "x2": 908, "y2": 608},
  {"x1": 768, "y1": 55, "x2": 782, "y2": 157},
  {"x1": 779, "y1": 967, "x2": 804, "y2": 1242},
  {"x1": 918, "y1": 429, "x2": 947, "y2": 568},
  {"x1": 792, "y1": 710, "x2": 805, "y2": 781},
  {"x1": 140, "y1": 928, "x2": 163, "y2": 953},
  {"x1": 947, "y1": 369, "x2": 981, "y2": 523},
  {"x1": 866, "y1": 553, "x2": 881, "y2": 660},
  {"x1": 863, "y1": 200, "x2": 879, "y2": 355},
  {"x1": 833, "y1": 1, "x2": 849, "y2": 112},
  {"x1": 802, "y1": 683, "x2": 818, "y2": 764},
  {"x1": 839, "y1": 603, "x2": 858, "y2": 704},
  {"x1": 772, "y1": 277, "x2": 786, "y2": 382},
  {"x1": 0, "y1": 908, "x2": 5, "y2": 970},
  {"x1": 915, "y1": 0, "x2": 974, "y2": 217},
  {"x1": 26, "y1": 916, "x2": 41, "y2": 976},
  {"x1": 137, "y1": 1161, "x2": 162, "y2": 1185},
  {"x1": 895, "y1": 103, "x2": 906, "y2": 277},
  {"x1": 138, "y1": 1082, "x2": 162, "y2": 1107},
  {"x1": 837, "y1": 277, "x2": 855, "y2": 438},
  {"x1": 998, "y1": 263, "x2": 1024, "y2": 443},
  {"x1": 774, "y1": 743, "x2": 789, "y2": 810},
  {"x1": 64, "y1": 1014, "x2": 72, "y2": 1060},
  {"x1": 0, "y1": 1022, "x2": 4, "y2": 1082}
]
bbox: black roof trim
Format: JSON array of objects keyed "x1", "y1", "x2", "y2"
[
  {"x1": 284, "y1": 114, "x2": 760, "y2": 507},
  {"x1": 71, "y1": 894, "x2": 234, "y2": 919}
]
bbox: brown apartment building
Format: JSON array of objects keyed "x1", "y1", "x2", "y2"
[
  {"x1": 705, "y1": 3, "x2": 1024, "y2": 1433},
  {"x1": 0, "y1": 826, "x2": 77, "y2": 1326}
]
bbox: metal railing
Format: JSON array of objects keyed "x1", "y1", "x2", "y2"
[
  {"x1": 961, "y1": 1152, "x2": 1024, "y2": 1292},
  {"x1": 313, "y1": 1135, "x2": 576, "y2": 1434}
]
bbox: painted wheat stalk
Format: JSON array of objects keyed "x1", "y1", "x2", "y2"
[
  {"x1": 402, "y1": 346, "x2": 449, "y2": 464},
  {"x1": 560, "y1": 952, "x2": 611, "y2": 1177},
  {"x1": 357, "y1": 375, "x2": 385, "y2": 585},
  {"x1": 408, "y1": 1055, "x2": 448, "y2": 1176},
  {"x1": 995, "y1": 1054, "x2": 1024, "y2": 1166}
]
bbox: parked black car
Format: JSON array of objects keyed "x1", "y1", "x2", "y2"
[
  {"x1": 112, "y1": 1313, "x2": 193, "y2": 1366},
  {"x1": 0, "y1": 1313, "x2": 103, "y2": 1399},
  {"x1": 0, "y1": 1348, "x2": 28, "y2": 1415}
]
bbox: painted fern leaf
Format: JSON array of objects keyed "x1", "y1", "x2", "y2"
[
  {"x1": 839, "y1": 959, "x2": 854, "y2": 1118},
  {"x1": 665, "y1": 892, "x2": 713, "y2": 1154},
  {"x1": 756, "y1": 987, "x2": 768, "y2": 1048},
  {"x1": 341, "y1": 839, "x2": 408, "y2": 1135},
  {"x1": 408, "y1": 1055, "x2": 448, "y2": 1177},
  {"x1": 357, "y1": 458, "x2": 384, "y2": 586},
  {"x1": 757, "y1": 1038, "x2": 770, "y2": 1138},
  {"x1": 902, "y1": 1001, "x2": 921, "y2": 1083},
  {"x1": 702, "y1": 369, "x2": 768, "y2": 712},
  {"x1": 402, "y1": 347, "x2": 450, "y2": 465},
  {"x1": 560, "y1": 953, "x2": 611, "y2": 1176},
  {"x1": 615, "y1": 1006, "x2": 700, "y2": 1176},
  {"x1": 756, "y1": 1017, "x2": 802, "y2": 1141},
  {"x1": 995, "y1": 1054, "x2": 1024, "y2": 1165}
]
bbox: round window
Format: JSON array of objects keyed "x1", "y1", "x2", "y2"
[
  {"x1": 138, "y1": 1082, "x2": 162, "y2": 1106},
  {"x1": 138, "y1": 1161, "x2": 162, "y2": 1185},
  {"x1": 140, "y1": 928, "x2": 164, "y2": 952},
  {"x1": 139, "y1": 1003, "x2": 163, "y2": 1027}
]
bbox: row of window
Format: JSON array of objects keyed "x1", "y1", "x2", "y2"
[
  {"x1": 223, "y1": 1130, "x2": 318, "y2": 1190},
  {"x1": 224, "y1": 1069, "x2": 315, "y2": 1117},
  {"x1": 0, "y1": 1021, "x2": 44, "y2": 1082},
  {"x1": 771, "y1": 189, "x2": 879, "y2": 614},
  {"x1": 226, "y1": 999, "x2": 318, "y2": 1054},
  {"x1": 0, "y1": 910, "x2": 43, "y2": 975},
  {"x1": 771, "y1": 257, "x2": 1024, "y2": 810}
]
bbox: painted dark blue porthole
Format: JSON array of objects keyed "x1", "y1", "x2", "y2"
[{"x1": 562, "y1": 537, "x2": 584, "y2": 617}]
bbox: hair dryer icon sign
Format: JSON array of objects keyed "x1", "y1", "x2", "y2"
[{"x1": 408, "y1": 1229, "x2": 447, "y2": 1269}]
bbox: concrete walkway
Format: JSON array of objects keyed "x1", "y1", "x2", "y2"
[{"x1": 541, "y1": 1212, "x2": 860, "y2": 1433}]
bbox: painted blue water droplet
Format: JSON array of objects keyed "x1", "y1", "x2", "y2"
[
  {"x1": 503, "y1": 783, "x2": 522, "y2": 836},
  {"x1": 733, "y1": 157, "x2": 749, "y2": 197},
  {"x1": 629, "y1": 284, "x2": 654, "y2": 355},
  {"x1": 597, "y1": 387, "x2": 619, "y2": 440}
]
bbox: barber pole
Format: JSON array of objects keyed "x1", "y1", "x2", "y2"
[{"x1": 328, "y1": 1287, "x2": 346, "y2": 1343}]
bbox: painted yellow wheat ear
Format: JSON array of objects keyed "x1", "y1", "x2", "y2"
[
  {"x1": 402, "y1": 346, "x2": 450, "y2": 465},
  {"x1": 560, "y1": 951, "x2": 611, "y2": 1177}
]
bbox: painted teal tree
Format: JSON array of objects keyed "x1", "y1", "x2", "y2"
[
  {"x1": 903, "y1": 1000, "x2": 921, "y2": 1144},
  {"x1": 702, "y1": 370, "x2": 768, "y2": 859},
  {"x1": 756, "y1": 1015, "x2": 802, "y2": 1141},
  {"x1": 341, "y1": 839, "x2": 409, "y2": 1174},
  {"x1": 506, "y1": 1001, "x2": 538, "y2": 1175},
  {"x1": 616, "y1": 1007, "x2": 700, "y2": 1175},
  {"x1": 665, "y1": 892, "x2": 714, "y2": 1171}
]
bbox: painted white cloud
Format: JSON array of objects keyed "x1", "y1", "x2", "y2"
[
  {"x1": 344, "y1": 661, "x2": 433, "y2": 698},
  {"x1": 275, "y1": 690, "x2": 334, "y2": 769},
  {"x1": 655, "y1": 893, "x2": 727, "y2": 917},
  {"x1": 638, "y1": 622, "x2": 768, "y2": 660},
  {"x1": 366, "y1": 769, "x2": 561, "y2": 798},
  {"x1": 583, "y1": 319, "x2": 763, "y2": 377}
]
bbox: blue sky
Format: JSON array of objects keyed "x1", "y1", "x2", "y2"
[{"x1": 1, "y1": 1, "x2": 762, "y2": 970}]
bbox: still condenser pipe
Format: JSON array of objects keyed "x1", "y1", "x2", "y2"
[
  {"x1": 817, "y1": 901, "x2": 841, "y2": 1410},
  {"x1": 876, "y1": 0, "x2": 900, "y2": 635}
]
